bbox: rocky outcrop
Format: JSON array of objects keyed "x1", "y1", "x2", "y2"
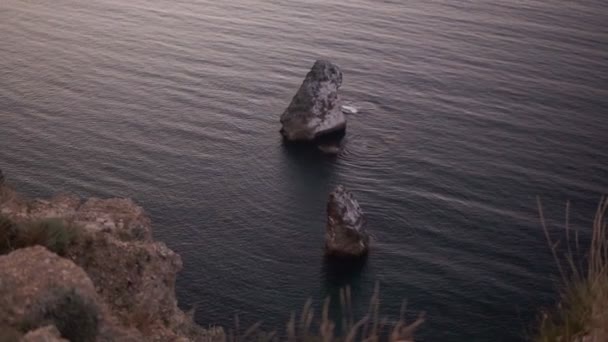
[
  {"x1": 68, "y1": 231, "x2": 182, "y2": 334},
  {"x1": 0, "y1": 247, "x2": 101, "y2": 341},
  {"x1": 280, "y1": 60, "x2": 346, "y2": 141},
  {"x1": 325, "y1": 185, "x2": 370, "y2": 258},
  {"x1": 0, "y1": 185, "x2": 223, "y2": 342}
]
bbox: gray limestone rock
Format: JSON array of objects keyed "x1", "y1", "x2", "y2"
[
  {"x1": 280, "y1": 60, "x2": 346, "y2": 141},
  {"x1": 325, "y1": 185, "x2": 369, "y2": 258}
]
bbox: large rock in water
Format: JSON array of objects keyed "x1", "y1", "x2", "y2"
[
  {"x1": 325, "y1": 185, "x2": 369, "y2": 258},
  {"x1": 280, "y1": 60, "x2": 346, "y2": 141}
]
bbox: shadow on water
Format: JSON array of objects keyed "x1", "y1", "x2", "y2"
[
  {"x1": 320, "y1": 256, "x2": 369, "y2": 332},
  {"x1": 321, "y1": 255, "x2": 368, "y2": 289},
  {"x1": 278, "y1": 134, "x2": 344, "y2": 194},
  {"x1": 278, "y1": 140, "x2": 339, "y2": 197},
  {"x1": 280, "y1": 128, "x2": 346, "y2": 160}
]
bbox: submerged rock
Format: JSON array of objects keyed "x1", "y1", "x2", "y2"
[
  {"x1": 317, "y1": 143, "x2": 342, "y2": 155},
  {"x1": 325, "y1": 185, "x2": 369, "y2": 258},
  {"x1": 280, "y1": 60, "x2": 346, "y2": 141}
]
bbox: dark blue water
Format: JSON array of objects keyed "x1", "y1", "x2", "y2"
[{"x1": 1, "y1": 1, "x2": 607, "y2": 340}]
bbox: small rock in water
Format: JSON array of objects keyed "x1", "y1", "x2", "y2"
[
  {"x1": 325, "y1": 185, "x2": 370, "y2": 258},
  {"x1": 341, "y1": 105, "x2": 358, "y2": 114}
]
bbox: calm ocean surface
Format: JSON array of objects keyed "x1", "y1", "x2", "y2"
[{"x1": 1, "y1": 1, "x2": 607, "y2": 340}]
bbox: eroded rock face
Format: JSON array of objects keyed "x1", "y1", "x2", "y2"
[
  {"x1": 0, "y1": 186, "x2": 224, "y2": 342},
  {"x1": 68, "y1": 232, "x2": 182, "y2": 330},
  {"x1": 325, "y1": 185, "x2": 370, "y2": 258},
  {"x1": 280, "y1": 60, "x2": 346, "y2": 141},
  {"x1": 0, "y1": 247, "x2": 101, "y2": 342}
]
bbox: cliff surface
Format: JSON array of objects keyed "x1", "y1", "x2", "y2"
[{"x1": 0, "y1": 183, "x2": 224, "y2": 342}]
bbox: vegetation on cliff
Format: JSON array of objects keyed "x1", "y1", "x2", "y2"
[
  {"x1": 535, "y1": 198, "x2": 608, "y2": 341},
  {"x1": 0, "y1": 215, "x2": 78, "y2": 256},
  {"x1": 280, "y1": 286, "x2": 425, "y2": 342}
]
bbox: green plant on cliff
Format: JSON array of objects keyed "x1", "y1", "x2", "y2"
[
  {"x1": 535, "y1": 197, "x2": 608, "y2": 342},
  {"x1": 17, "y1": 219, "x2": 79, "y2": 256},
  {"x1": 0, "y1": 216, "x2": 79, "y2": 256}
]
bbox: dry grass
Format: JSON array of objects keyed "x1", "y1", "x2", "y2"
[
  {"x1": 535, "y1": 197, "x2": 608, "y2": 342},
  {"x1": 224, "y1": 284, "x2": 425, "y2": 342}
]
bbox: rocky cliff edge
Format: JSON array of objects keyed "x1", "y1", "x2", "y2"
[{"x1": 0, "y1": 183, "x2": 224, "y2": 342}]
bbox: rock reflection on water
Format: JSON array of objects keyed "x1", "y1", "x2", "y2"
[{"x1": 322, "y1": 254, "x2": 368, "y2": 288}]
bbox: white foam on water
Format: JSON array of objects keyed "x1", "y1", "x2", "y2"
[{"x1": 341, "y1": 104, "x2": 358, "y2": 114}]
